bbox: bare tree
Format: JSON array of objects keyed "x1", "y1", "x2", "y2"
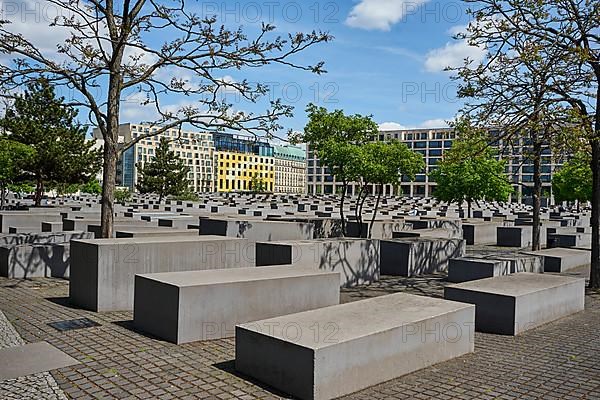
[
  {"x1": 456, "y1": 0, "x2": 599, "y2": 286},
  {"x1": 0, "y1": 0, "x2": 331, "y2": 237}
]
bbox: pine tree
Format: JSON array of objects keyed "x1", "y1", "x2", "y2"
[
  {"x1": 0, "y1": 138, "x2": 35, "y2": 208},
  {"x1": 136, "y1": 138, "x2": 191, "y2": 202},
  {"x1": 0, "y1": 79, "x2": 102, "y2": 206}
]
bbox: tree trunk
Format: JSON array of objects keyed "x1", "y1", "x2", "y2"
[
  {"x1": 0, "y1": 184, "x2": 5, "y2": 209},
  {"x1": 101, "y1": 139, "x2": 117, "y2": 238},
  {"x1": 34, "y1": 178, "x2": 43, "y2": 207},
  {"x1": 467, "y1": 199, "x2": 472, "y2": 219},
  {"x1": 590, "y1": 137, "x2": 600, "y2": 288},
  {"x1": 339, "y1": 180, "x2": 347, "y2": 237},
  {"x1": 368, "y1": 184, "x2": 382, "y2": 239},
  {"x1": 532, "y1": 139, "x2": 542, "y2": 251}
]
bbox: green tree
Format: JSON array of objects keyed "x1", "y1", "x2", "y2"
[
  {"x1": 0, "y1": 80, "x2": 101, "y2": 206},
  {"x1": 136, "y1": 138, "x2": 190, "y2": 203},
  {"x1": 81, "y1": 178, "x2": 102, "y2": 196},
  {"x1": 0, "y1": 138, "x2": 35, "y2": 208},
  {"x1": 553, "y1": 153, "x2": 592, "y2": 211},
  {"x1": 114, "y1": 188, "x2": 132, "y2": 204},
  {"x1": 430, "y1": 123, "x2": 513, "y2": 218},
  {"x1": 297, "y1": 104, "x2": 379, "y2": 236},
  {"x1": 249, "y1": 173, "x2": 268, "y2": 193},
  {"x1": 360, "y1": 141, "x2": 425, "y2": 238}
]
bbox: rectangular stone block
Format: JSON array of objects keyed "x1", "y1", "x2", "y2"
[
  {"x1": 380, "y1": 238, "x2": 465, "y2": 277},
  {"x1": 497, "y1": 226, "x2": 533, "y2": 247},
  {"x1": 69, "y1": 235, "x2": 255, "y2": 311},
  {"x1": 447, "y1": 254, "x2": 542, "y2": 283},
  {"x1": 522, "y1": 248, "x2": 590, "y2": 272},
  {"x1": 444, "y1": 273, "x2": 585, "y2": 335},
  {"x1": 236, "y1": 293, "x2": 475, "y2": 400},
  {"x1": 255, "y1": 239, "x2": 379, "y2": 287},
  {"x1": 115, "y1": 228, "x2": 198, "y2": 238},
  {"x1": 133, "y1": 266, "x2": 340, "y2": 343},
  {"x1": 199, "y1": 218, "x2": 314, "y2": 241},
  {"x1": 0, "y1": 244, "x2": 70, "y2": 279},
  {"x1": 462, "y1": 223, "x2": 500, "y2": 245},
  {"x1": 0, "y1": 212, "x2": 62, "y2": 233}
]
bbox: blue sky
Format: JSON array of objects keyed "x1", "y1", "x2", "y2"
[
  {"x1": 6, "y1": 0, "x2": 484, "y2": 135},
  {"x1": 158, "y1": 0, "x2": 480, "y2": 133}
]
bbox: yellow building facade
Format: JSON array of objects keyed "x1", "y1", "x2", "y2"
[{"x1": 217, "y1": 151, "x2": 275, "y2": 192}]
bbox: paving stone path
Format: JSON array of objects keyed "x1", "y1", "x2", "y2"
[{"x1": 0, "y1": 272, "x2": 599, "y2": 399}]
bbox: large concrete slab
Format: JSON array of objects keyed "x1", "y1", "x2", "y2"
[
  {"x1": 444, "y1": 273, "x2": 585, "y2": 335},
  {"x1": 115, "y1": 228, "x2": 198, "y2": 238},
  {"x1": 380, "y1": 238, "x2": 465, "y2": 277},
  {"x1": 255, "y1": 239, "x2": 379, "y2": 287},
  {"x1": 522, "y1": 248, "x2": 590, "y2": 273},
  {"x1": 0, "y1": 341, "x2": 79, "y2": 380},
  {"x1": 0, "y1": 244, "x2": 70, "y2": 279},
  {"x1": 69, "y1": 235, "x2": 255, "y2": 312},
  {"x1": 199, "y1": 218, "x2": 314, "y2": 241},
  {"x1": 447, "y1": 254, "x2": 543, "y2": 283},
  {"x1": 134, "y1": 266, "x2": 340, "y2": 343},
  {"x1": 462, "y1": 223, "x2": 501, "y2": 245},
  {"x1": 0, "y1": 212, "x2": 62, "y2": 233},
  {"x1": 236, "y1": 293, "x2": 475, "y2": 400},
  {"x1": 497, "y1": 226, "x2": 533, "y2": 247}
]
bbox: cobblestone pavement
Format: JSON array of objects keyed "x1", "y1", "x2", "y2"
[
  {"x1": 0, "y1": 268, "x2": 599, "y2": 400},
  {"x1": 0, "y1": 310, "x2": 68, "y2": 399}
]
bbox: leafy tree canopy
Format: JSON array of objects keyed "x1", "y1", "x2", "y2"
[
  {"x1": 553, "y1": 152, "x2": 592, "y2": 204},
  {"x1": 81, "y1": 178, "x2": 102, "y2": 196},
  {"x1": 0, "y1": 138, "x2": 35, "y2": 208},
  {"x1": 430, "y1": 122, "x2": 513, "y2": 214}
]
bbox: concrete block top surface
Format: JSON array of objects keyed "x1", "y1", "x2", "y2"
[
  {"x1": 261, "y1": 238, "x2": 376, "y2": 245},
  {"x1": 71, "y1": 235, "x2": 240, "y2": 245},
  {"x1": 137, "y1": 266, "x2": 339, "y2": 287},
  {"x1": 238, "y1": 293, "x2": 473, "y2": 349},
  {"x1": 447, "y1": 273, "x2": 584, "y2": 297},
  {"x1": 115, "y1": 228, "x2": 195, "y2": 234},
  {"x1": 523, "y1": 248, "x2": 590, "y2": 258}
]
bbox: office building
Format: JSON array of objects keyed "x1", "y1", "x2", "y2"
[{"x1": 306, "y1": 127, "x2": 563, "y2": 201}]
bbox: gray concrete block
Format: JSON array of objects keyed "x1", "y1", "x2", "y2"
[
  {"x1": 133, "y1": 266, "x2": 340, "y2": 343},
  {"x1": 462, "y1": 223, "x2": 500, "y2": 245},
  {"x1": 380, "y1": 238, "x2": 465, "y2": 277},
  {"x1": 447, "y1": 254, "x2": 542, "y2": 283},
  {"x1": 41, "y1": 221, "x2": 63, "y2": 232},
  {"x1": 115, "y1": 228, "x2": 198, "y2": 238},
  {"x1": 199, "y1": 218, "x2": 314, "y2": 241},
  {"x1": 236, "y1": 293, "x2": 474, "y2": 400},
  {"x1": 444, "y1": 273, "x2": 585, "y2": 335},
  {"x1": 255, "y1": 239, "x2": 379, "y2": 287},
  {"x1": 0, "y1": 244, "x2": 70, "y2": 279},
  {"x1": 497, "y1": 226, "x2": 533, "y2": 247},
  {"x1": 522, "y1": 248, "x2": 590, "y2": 273},
  {"x1": 0, "y1": 212, "x2": 62, "y2": 233},
  {"x1": 69, "y1": 235, "x2": 255, "y2": 311}
]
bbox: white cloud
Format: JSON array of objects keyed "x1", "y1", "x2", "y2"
[
  {"x1": 424, "y1": 41, "x2": 485, "y2": 73},
  {"x1": 418, "y1": 118, "x2": 449, "y2": 128},
  {"x1": 379, "y1": 122, "x2": 408, "y2": 131},
  {"x1": 424, "y1": 24, "x2": 486, "y2": 73},
  {"x1": 379, "y1": 119, "x2": 450, "y2": 131},
  {"x1": 346, "y1": 0, "x2": 429, "y2": 31}
]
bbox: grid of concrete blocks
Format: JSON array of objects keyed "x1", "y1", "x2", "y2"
[{"x1": 0, "y1": 192, "x2": 592, "y2": 400}]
